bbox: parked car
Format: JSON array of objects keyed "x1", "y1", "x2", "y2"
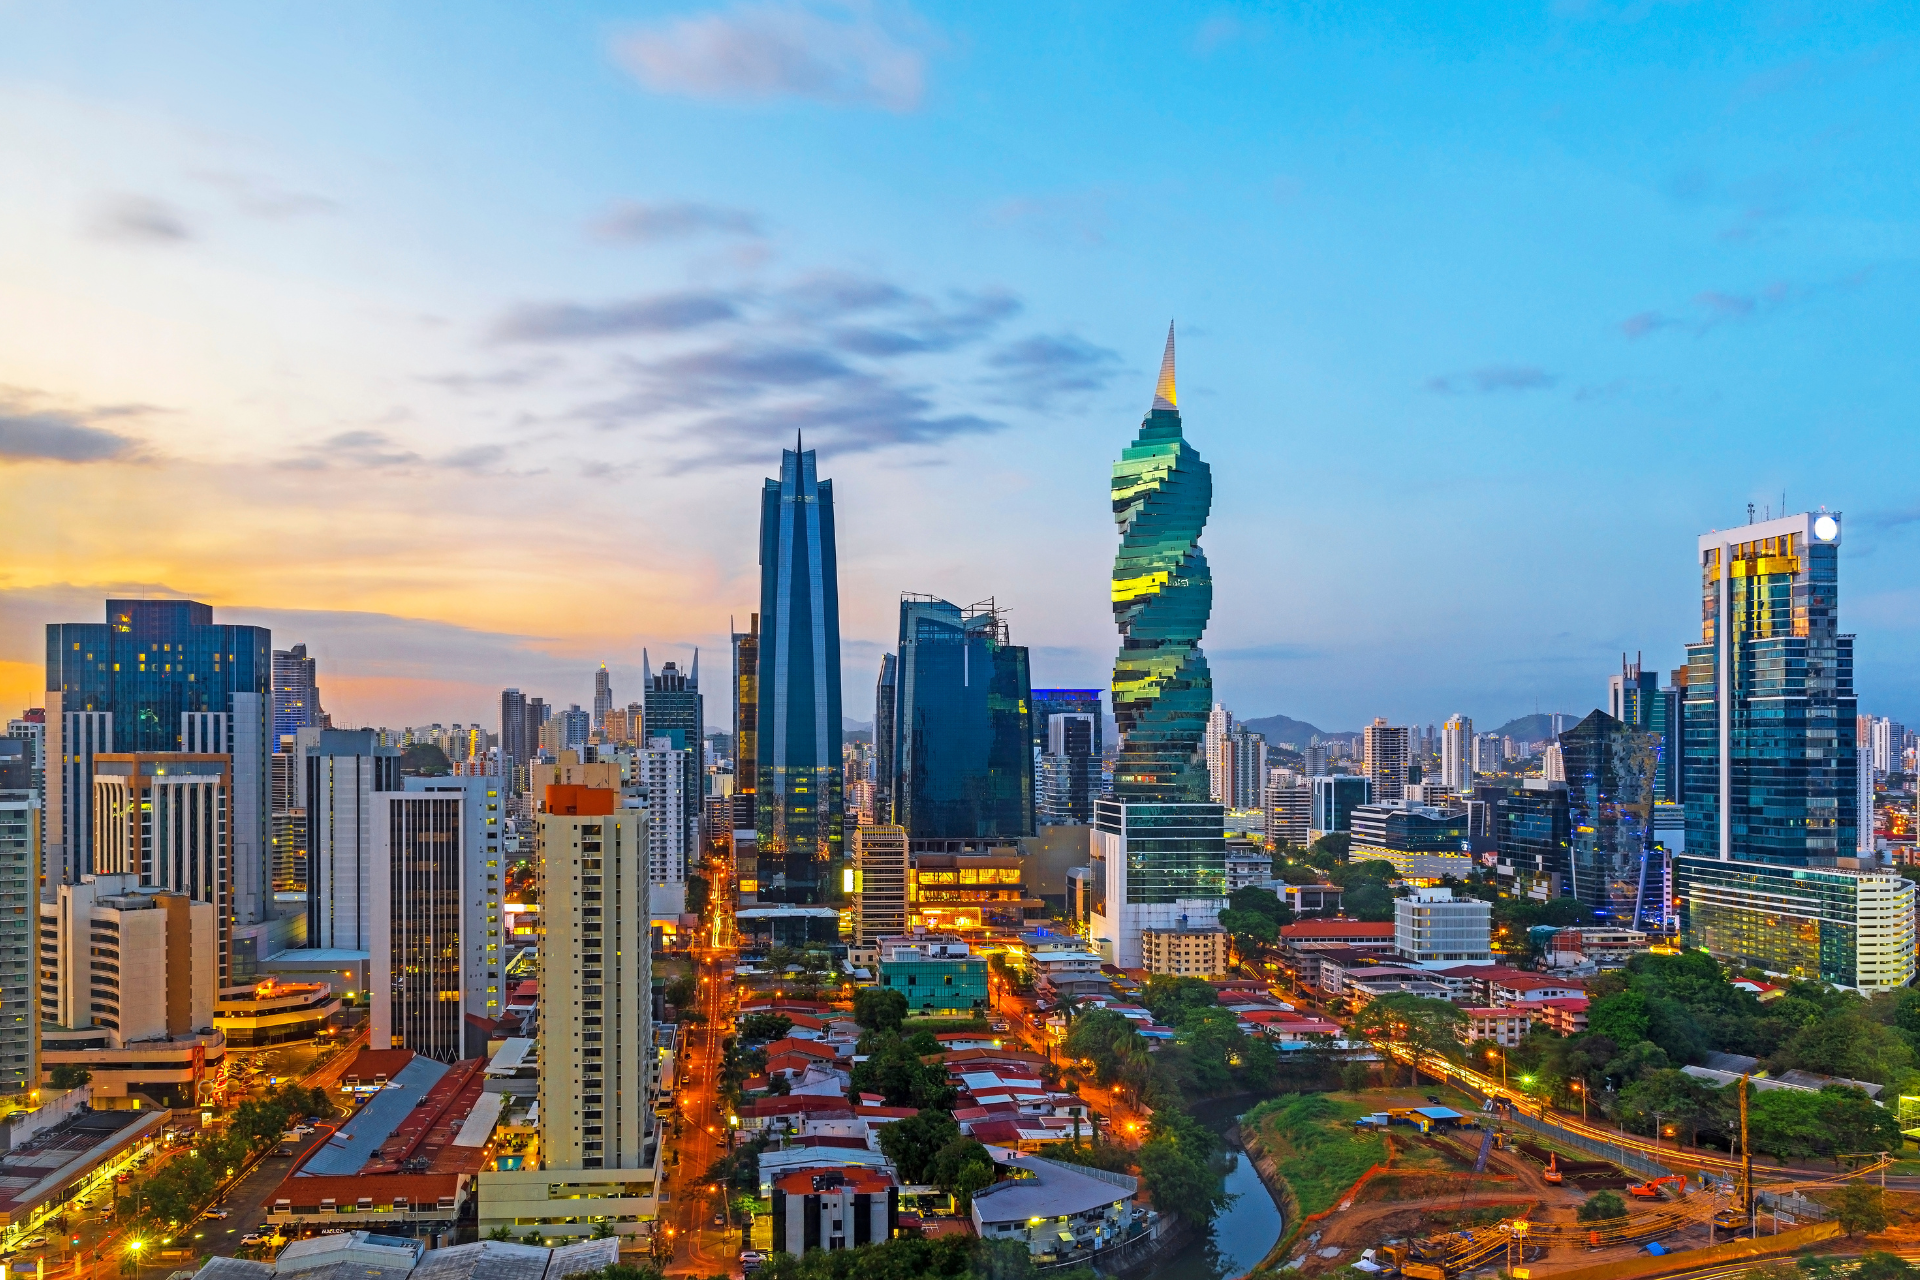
[
  {"x1": 21, "y1": 1236, "x2": 47, "y2": 1249},
  {"x1": 240, "y1": 1234, "x2": 269, "y2": 1247}
]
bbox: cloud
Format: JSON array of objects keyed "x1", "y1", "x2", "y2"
[
  {"x1": 278, "y1": 429, "x2": 516, "y2": 474},
  {"x1": 829, "y1": 289, "x2": 1020, "y2": 356},
  {"x1": 775, "y1": 272, "x2": 911, "y2": 320},
  {"x1": 491, "y1": 290, "x2": 740, "y2": 342},
  {"x1": 86, "y1": 194, "x2": 192, "y2": 244},
  {"x1": 613, "y1": 2, "x2": 933, "y2": 112},
  {"x1": 190, "y1": 170, "x2": 338, "y2": 219},
  {"x1": 1620, "y1": 310, "x2": 1675, "y2": 339},
  {"x1": 982, "y1": 334, "x2": 1123, "y2": 409},
  {"x1": 593, "y1": 200, "x2": 763, "y2": 242},
  {"x1": 1193, "y1": 14, "x2": 1243, "y2": 54},
  {"x1": 1424, "y1": 365, "x2": 1559, "y2": 394},
  {"x1": 0, "y1": 388, "x2": 150, "y2": 464}
]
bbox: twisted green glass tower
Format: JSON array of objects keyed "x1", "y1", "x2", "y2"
[{"x1": 1110, "y1": 324, "x2": 1214, "y2": 802}]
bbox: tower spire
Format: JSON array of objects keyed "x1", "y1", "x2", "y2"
[{"x1": 1151, "y1": 321, "x2": 1177, "y2": 412}]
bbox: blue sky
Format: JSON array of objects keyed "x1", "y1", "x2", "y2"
[{"x1": 1, "y1": 1, "x2": 1916, "y2": 733}]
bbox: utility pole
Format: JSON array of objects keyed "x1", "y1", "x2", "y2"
[{"x1": 1740, "y1": 1074, "x2": 1753, "y2": 1236}]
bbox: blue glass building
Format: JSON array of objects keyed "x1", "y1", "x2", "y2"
[
  {"x1": 756, "y1": 443, "x2": 844, "y2": 902},
  {"x1": 889, "y1": 596, "x2": 1034, "y2": 841},
  {"x1": 46, "y1": 599, "x2": 273, "y2": 923},
  {"x1": 643, "y1": 651, "x2": 704, "y2": 859},
  {"x1": 1557, "y1": 710, "x2": 1660, "y2": 923}
]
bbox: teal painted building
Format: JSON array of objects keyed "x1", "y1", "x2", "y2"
[{"x1": 877, "y1": 938, "x2": 988, "y2": 1014}]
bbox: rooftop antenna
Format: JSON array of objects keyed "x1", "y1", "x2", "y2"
[{"x1": 1747, "y1": 503, "x2": 1755, "y2": 525}]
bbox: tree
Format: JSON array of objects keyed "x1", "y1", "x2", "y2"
[
  {"x1": 1138, "y1": 1137, "x2": 1230, "y2": 1224},
  {"x1": 877, "y1": 1109, "x2": 960, "y2": 1185},
  {"x1": 1353, "y1": 994, "x2": 1466, "y2": 1085},
  {"x1": 928, "y1": 1137, "x2": 995, "y2": 1211},
  {"x1": 486, "y1": 1225, "x2": 515, "y2": 1241},
  {"x1": 1342, "y1": 1062, "x2": 1372, "y2": 1093},
  {"x1": 1856, "y1": 1254, "x2": 1913, "y2": 1280},
  {"x1": 1577, "y1": 1190, "x2": 1627, "y2": 1222},
  {"x1": 848, "y1": 1032, "x2": 954, "y2": 1109},
  {"x1": 1827, "y1": 1184, "x2": 1889, "y2": 1237},
  {"x1": 853, "y1": 986, "x2": 908, "y2": 1033},
  {"x1": 663, "y1": 974, "x2": 698, "y2": 1010},
  {"x1": 1588, "y1": 991, "x2": 1651, "y2": 1046},
  {"x1": 1140, "y1": 976, "x2": 1218, "y2": 1025},
  {"x1": 739, "y1": 1013, "x2": 794, "y2": 1043},
  {"x1": 1217, "y1": 908, "x2": 1278, "y2": 954},
  {"x1": 1815, "y1": 1086, "x2": 1901, "y2": 1164},
  {"x1": 48, "y1": 1064, "x2": 91, "y2": 1089},
  {"x1": 686, "y1": 873, "x2": 711, "y2": 917}
]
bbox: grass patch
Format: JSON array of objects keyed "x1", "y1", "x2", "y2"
[{"x1": 1246, "y1": 1094, "x2": 1388, "y2": 1217}]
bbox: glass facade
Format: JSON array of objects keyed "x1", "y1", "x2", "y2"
[
  {"x1": 1096, "y1": 797, "x2": 1226, "y2": 905},
  {"x1": 1682, "y1": 527, "x2": 1857, "y2": 865},
  {"x1": 756, "y1": 446, "x2": 844, "y2": 901},
  {"x1": 643, "y1": 654, "x2": 704, "y2": 860},
  {"x1": 890, "y1": 596, "x2": 1033, "y2": 840},
  {"x1": 1494, "y1": 783, "x2": 1571, "y2": 894},
  {"x1": 1677, "y1": 855, "x2": 1862, "y2": 985},
  {"x1": 382, "y1": 793, "x2": 463, "y2": 1063},
  {"x1": 1558, "y1": 710, "x2": 1661, "y2": 922},
  {"x1": 1032, "y1": 690, "x2": 1103, "y2": 759},
  {"x1": 1110, "y1": 330, "x2": 1214, "y2": 804}
]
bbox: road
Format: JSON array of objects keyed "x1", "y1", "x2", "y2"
[{"x1": 664, "y1": 853, "x2": 741, "y2": 1277}]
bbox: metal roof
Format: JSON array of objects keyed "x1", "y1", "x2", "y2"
[
  {"x1": 302, "y1": 1057, "x2": 450, "y2": 1175},
  {"x1": 970, "y1": 1147, "x2": 1137, "y2": 1226}
]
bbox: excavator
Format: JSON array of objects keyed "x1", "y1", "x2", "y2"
[
  {"x1": 1627, "y1": 1175, "x2": 1687, "y2": 1200},
  {"x1": 1543, "y1": 1154, "x2": 1563, "y2": 1185}
]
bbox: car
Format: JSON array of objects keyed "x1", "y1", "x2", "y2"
[
  {"x1": 21, "y1": 1237, "x2": 46, "y2": 1249},
  {"x1": 240, "y1": 1235, "x2": 269, "y2": 1247},
  {"x1": 713, "y1": 1214, "x2": 725, "y2": 1227},
  {"x1": 204, "y1": 1208, "x2": 231, "y2": 1219},
  {"x1": 1425, "y1": 1095, "x2": 1443, "y2": 1105}
]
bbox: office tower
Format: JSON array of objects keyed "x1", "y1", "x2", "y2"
[
  {"x1": 851, "y1": 823, "x2": 909, "y2": 944},
  {"x1": 1039, "y1": 713, "x2": 1099, "y2": 825},
  {"x1": 1872, "y1": 718, "x2": 1904, "y2": 775},
  {"x1": 500, "y1": 689, "x2": 528, "y2": 777},
  {"x1": 525, "y1": 697, "x2": 550, "y2": 759},
  {"x1": 0, "y1": 778, "x2": 37, "y2": 1092},
  {"x1": 639, "y1": 737, "x2": 690, "y2": 916},
  {"x1": 1204, "y1": 705, "x2": 1233, "y2": 804},
  {"x1": 1310, "y1": 775, "x2": 1370, "y2": 834},
  {"x1": 369, "y1": 788, "x2": 462, "y2": 1061},
  {"x1": 45, "y1": 599, "x2": 271, "y2": 925},
  {"x1": 1557, "y1": 711, "x2": 1661, "y2": 923},
  {"x1": 1438, "y1": 715, "x2": 1471, "y2": 792},
  {"x1": 271, "y1": 644, "x2": 327, "y2": 744},
  {"x1": 890, "y1": 596, "x2": 1034, "y2": 841},
  {"x1": 1472, "y1": 733, "x2": 1508, "y2": 776},
  {"x1": 549, "y1": 706, "x2": 590, "y2": 754},
  {"x1": 40, "y1": 876, "x2": 216, "y2": 1049},
  {"x1": 1608, "y1": 653, "x2": 1675, "y2": 802},
  {"x1": 1265, "y1": 770, "x2": 1311, "y2": 847},
  {"x1": 592, "y1": 666, "x2": 613, "y2": 733},
  {"x1": 92, "y1": 753, "x2": 232, "y2": 982},
  {"x1": 872, "y1": 653, "x2": 897, "y2": 825},
  {"x1": 299, "y1": 727, "x2": 402, "y2": 949},
  {"x1": 1491, "y1": 781, "x2": 1571, "y2": 895},
  {"x1": 1090, "y1": 326, "x2": 1227, "y2": 968},
  {"x1": 642, "y1": 654, "x2": 703, "y2": 862},
  {"x1": 537, "y1": 786, "x2": 650, "y2": 1170},
  {"x1": 757, "y1": 441, "x2": 845, "y2": 903},
  {"x1": 1361, "y1": 719, "x2": 1409, "y2": 802},
  {"x1": 1302, "y1": 741, "x2": 1329, "y2": 778},
  {"x1": 1674, "y1": 512, "x2": 1902, "y2": 989},
  {"x1": 403, "y1": 773, "x2": 505, "y2": 1052}
]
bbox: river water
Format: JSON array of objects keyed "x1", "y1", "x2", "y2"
[{"x1": 1153, "y1": 1101, "x2": 1286, "y2": 1280}]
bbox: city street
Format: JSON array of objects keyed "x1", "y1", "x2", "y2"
[{"x1": 665, "y1": 856, "x2": 740, "y2": 1277}]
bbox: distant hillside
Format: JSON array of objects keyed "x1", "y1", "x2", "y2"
[
  {"x1": 1489, "y1": 712, "x2": 1586, "y2": 741},
  {"x1": 1241, "y1": 714, "x2": 1356, "y2": 747}
]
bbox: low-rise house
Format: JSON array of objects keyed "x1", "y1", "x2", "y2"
[
  {"x1": 1457, "y1": 1006, "x2": 1531, "y2": 1047},
  {"x1": 1510, "y1": 996, "x2": 1589, "y2": 1036},
  {"x1": 970, "y1": 1147, "x2": 1139, "y2": 1262}
]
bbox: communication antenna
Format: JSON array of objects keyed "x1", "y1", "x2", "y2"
[{"x1": 1747, "y1": 503, "x2": 1755, "y2": 525}]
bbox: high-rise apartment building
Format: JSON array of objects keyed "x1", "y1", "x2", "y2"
[
  {"x1": 1039, "y1": 713, "x2": 1099, "y2": 825},
  {"x1": 732, "y1": 615, "x2": 760, "y2": 843},
  {"x1": 1871, "y1": 717, "x2": 1905, "y2": 775},
  {"x1": 536, "y1": 787, "x2": 650, "y2": 1170},
  {"x1": 642, "y1": 655, "x2": 703, "y2": 862},
  {"x1": 639, "y1": 738, "x2": 690, "y2": 916},
  {"x1": 592, "y1": 666, "x2": 613, "y2": 733},
  {"x1": 1472, "y1": 733, "x2": 1508, "y2": 776},
  {"x1": 1302, "y1": 741, "x2": 1329, "y2": 778},
  {"x1": 1204, "y1": 705, "x2": 1233, "y2": 805},
  {"x1": 0, "y1": 781, "x2": 37, "y2": 1091},
  {"x1": 1439, "y1": 715, "x2": 1472, "y2": 792},
  {"x1": 1557, "y1": 711, "x2": 1660, "y2": 924},
  {"x1": 1858, "y1": 713, "x2": 1877, "y2": 854},
  {"x1": 39, "y1": 876, "x2": 216, "y2": 1048},
  {"x1": 1264, "y1": 770, "x2": 1311, "y2": 847},
  {"x1": 92, "y1": 753, "x2": 231, "y2": 982},
  {"x1": 271, "y1": 644, "x2": 326, "y2": 746},
  {"x1": 370, "y1": 788, "x2": 463, "y2": 1061},
  {"x1": 299, "y1": 727, "x2": 401, "y2": 950},
  {"x1": 1362, "y1": 719, "x2": 1409, "y2": 803},
  {"x1": 1090, "y1": 327, "x2": 1227, "y2": 968},
  {"x1": 890, "y1": 596, "x2": 1034, "y2": 842},
  {"x1": 1221, "y1": 724, "x2": 1268, "y2": 810},
  {"x1": 851, "y1": 823, "x2": 909, "y2": 944},
  {"x1": 500, "y1": 688, "x2": 528, "y2": 776},
  {"x1": 757, "y1": 443, "x2": 844, "y2": 902},
  {"x1": 401, "y1": 773, "x2": 506, "y2": 1051},
  {"x1": 45, "y1": 599, "x2": 271, "y2": 924},
  {"x1": 270, "y1": 747, "x2": 305, "y2": 892},
  {"x1": 872, "y1": 654, "x2": 897, "y2": 827}
]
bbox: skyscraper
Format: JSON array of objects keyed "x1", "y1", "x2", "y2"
[
  {"x1": 370, "y1": 787, "x2": 464, "y2": 1062},
  {"x1": 1363, "y1": 719, "x2": 1410, "y2": 802},
  {"x1": 1556, "y1": 711, "x2": 1661, "y2": 923},
  {"x1": 1203, "y1": 705, "x2": 1233, "y2": 804},
  {"x1": 299, "y1": 727, "x2": 401, "y2": 950},
  {"x1": 271, "y1": 643, "x2": 326, "y2": 745},
  {"x1": 0, "y1": 776, "x2": 38, "y2": 1092},
  {"x1": 1674, "y1": 512, "x2": 1910, "y2": 990},
  {"x1": 400, "y1": 772, "x2": 506, "y2": 1054},
  {"x1": 872, "y1": 653, "x2": 897, "y2": 825},
  {"x1": 45, "y1": 599, "x2": 272, "y2": 924},
  {"x1": 1090, "y1": 325, "x2": 1227, "y2": 968},
  {"x1": 890, "y1": 596, "x2": 1034, "y2": 841},
  {"x1": 642, "y1": 653, "x2": 703, "y2": 861},
  {"x1": 1039, "y1": 713, "x2": 1098, "y2": 825},
  {"x1": 756, "y1": 442, "x2": 845, "y2": 902},
  {"x1": 1608, "y1": 652, "x2": 1675, "y2": 802},
  {"x1": 1439, "y1": 714, "x2": 1472, "y2": 791},
  {"x1": 592, "y1": 666, "x2": 613, "y2": 733},
  {"x1": 1223, "y1": 724, "x2": 1268, "y2": 809}
]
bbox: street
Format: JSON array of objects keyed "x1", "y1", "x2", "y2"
[{"x1": 664, "y1": 853, "x2": 740, "y2": 1277}]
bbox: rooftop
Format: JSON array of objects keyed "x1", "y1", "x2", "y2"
[
  {"x1": 1281, "y1": 920, "x2": 1394, "y2": 939},
  {"x1": 971, "y1": 1147, "x2": 1137, "y2": 1225}
]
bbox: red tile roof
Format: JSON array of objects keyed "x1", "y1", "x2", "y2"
[
  {"x1": 266, "y1": 1172, "x2": 465, "y2": 1214},
  {"x1": 1282, "y1": 920, "x2": 1395, "y2": 940},
  {"x1": 341, "y1": 1049, "x2": 416, "y2": 1084},
  {"x1": 739, "y1": 1096, "x2": 856, "y2": 1119},
  {"x1": 773, "y1": 1166, "x2": 895, "y2": 1195}
]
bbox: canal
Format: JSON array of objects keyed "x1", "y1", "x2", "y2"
[{"x1": 1154, "y1": 1099, "x2": 1286, "y2": 1280}]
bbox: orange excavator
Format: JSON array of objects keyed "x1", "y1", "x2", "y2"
[
  {"x1": 1628, "y1": 1175, "x2": 1687, "y2": 1199},
  {"x1": 1543, "y1": 1154, "x2": 1563, "y2": 1185}
]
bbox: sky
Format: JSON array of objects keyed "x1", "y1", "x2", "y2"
[{"x1": 3, "y1": 1, "x2": 1919, "y2": 735}]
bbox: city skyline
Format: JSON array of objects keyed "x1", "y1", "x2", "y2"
[{"x1": 7, "y1": 6, "x2": 1920, "y2": 731}]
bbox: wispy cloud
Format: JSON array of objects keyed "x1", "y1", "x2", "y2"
[
  {"x1": 1619, "y1": 271, "x2": 1870, "y2": 340},
  {"x1": 277, "y1": 429, "x2": 518, "y2": 475},
  {"x1": 613, "y1": 2, "x2": 934, "y2": 112},
  {"x1": 593, "y1": 200, "x2": 763, "y2": 242},
  {"x1": 190, "y1": 170, "x2": 337, "y2": 219},
  {"x1": 0, "y1": 388, "x2": 152, "y2": 464},
  {"x1": 86, "y1": 194, "x2": 192, "y2": 244},
  {"x1": 1424, "y1": 365, "x2": 1558, "y2": 394},
  {"x1": 491, "y1": 290, "x2": 741, "y2": 342},
  {"x1": 982, "y1": 334, "x2": 1123, "y2": 409}
]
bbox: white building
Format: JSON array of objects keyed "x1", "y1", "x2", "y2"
[
  {"x1": 1393, "y1": 887, "x2": 1492, "y2": 966},
  {"x1": 402, "y1": 774, "x2": 506, "y2": 1046},
  {"x1": 1088, "y1": 798, "x2": 1226, "y2": 969},
  {"x1": 639, "y1": 738, "x2": 689, "y2": 917},
  {"x1": 1204, "y1": 704, "x2": 1233, "y2": 805},
  {"x1": 39, "y1": 876, "x2": 217, "y2": 1046},
  {"x1": 970, "y1": 1148, "x2": 1137, "y2": 1261},
  {"x1": 297, "y1": 728, "x2": 401, "y2": 951},
  {"x1": 1264, "y1": 770, "x2": 1311, "y2": 848},
  {"x1": 1439, "y1": 715, "x2": 1472, "y2": 791}
]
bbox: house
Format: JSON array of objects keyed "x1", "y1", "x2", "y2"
[
  {"x1": 1510, "y1": 997, "x2": 1588, "y2": 1036},
  {"x1": 771, "y1": 1167, "x2": 898, "y2": 1254},
  {"x1": 1731, "y1": 979, "x2": 1786, "y2": 1002},
  {"x1": 1488, "y1": 973, "x2": 1585, "y2": 1006},
  {"x1": 1457, "y1": 1006, "x2": 1531, "y2": 1048},
  {"x1": 1280, "y1": 919, "x2": 1397, "y2": 954},
  {"x1": 969, "y1": 1147, "x2": 1138, "y2": 1261}
]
